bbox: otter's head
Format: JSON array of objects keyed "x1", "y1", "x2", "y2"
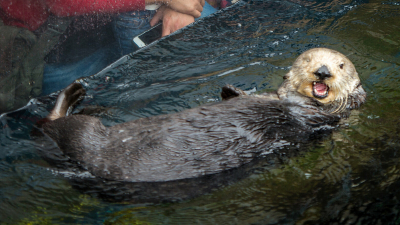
[{"x1": 278, "y1": 48, "x2": 366, "y2": 113}]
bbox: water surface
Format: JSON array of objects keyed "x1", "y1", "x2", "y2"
[{"x1": 1, "y1": 0, "x2": 400, "y2": 224}]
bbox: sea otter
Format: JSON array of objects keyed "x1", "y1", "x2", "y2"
[{"x1": 41, "y1": 48, "x2": 366, "y2": 184}]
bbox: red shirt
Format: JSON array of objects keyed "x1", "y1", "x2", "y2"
[{"x1": 0, "y1": 0, "x2": 145, "y2": 31}]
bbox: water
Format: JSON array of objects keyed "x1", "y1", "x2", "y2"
[{"x1": 1, "y1": 0, "x2": 400, "y2": 224}]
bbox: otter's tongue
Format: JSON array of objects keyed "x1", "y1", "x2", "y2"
[{"x1": 314, "y1": 82, "x2": 328, "y2": 96}]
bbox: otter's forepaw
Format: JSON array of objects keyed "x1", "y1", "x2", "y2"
[
  {"x1": 48, "y1": 83, "x2": 86, "y2": 120},
  {"x1": 63, "y1": 83, "x2": 86, "y2": 107},
  {"x1": 221, "y1": 85, "x2": 247, "y2": 100}
]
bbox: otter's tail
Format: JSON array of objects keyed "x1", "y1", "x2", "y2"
[{"x1": 48, "y1": 83, "x2": 86, "y2": 121}]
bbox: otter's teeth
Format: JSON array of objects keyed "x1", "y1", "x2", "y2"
[{"x1": 312, "y1": 82, "x2": 329, "y2": 98}]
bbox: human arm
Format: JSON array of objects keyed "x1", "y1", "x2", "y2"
[
  {"x1": 145, "y1": 0, "x2": 204, "y2": 18},
  {"x1": 46, "y1": 0, "x2": 146, "y2": 17},
  {"x1": 0, "y1": 0, "x2": 50, "y2": 31},
  {"x1": 46, "y1": 0, "x2": 204, "y2": 19}
]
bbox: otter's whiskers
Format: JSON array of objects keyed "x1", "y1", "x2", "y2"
[{"x1": 331, "y1": 94, "x2": 348, "y2": 114}]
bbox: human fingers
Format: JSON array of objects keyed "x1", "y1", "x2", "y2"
[
  {"x1": 191, "y1": 0, "x2": 204, "y2": 14},
  {"x1": 168, "y1": 0, "x2": 202, "y2": 18},
  {"x1": 161, "y1": 8, "x2": 195, "y2": 37},
  {"x1": 196, "y1": 0, "x2": 204, "y2": 14},
  {"x1": 150, "y1": 6, "x2": 165, "y2": 26},
  {"x1": 162, "y1": 23, "x2": 171, "y2": 37}
]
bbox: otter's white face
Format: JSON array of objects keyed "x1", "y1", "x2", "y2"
[{"x1": 284, "y1": 48, "x2": 363, "y2": 111}]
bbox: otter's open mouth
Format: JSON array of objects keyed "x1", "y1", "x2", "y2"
[{"x1": 312, "y1": 81, "x2": 329, "y2": 99}]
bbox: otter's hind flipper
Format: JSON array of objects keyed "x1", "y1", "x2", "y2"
[
  {"x1": 48, "y1": 83, "x2": 86, "y2": 121},
  {"x1": 221, "y1": 85, "x2": 247, "y2": 100}
]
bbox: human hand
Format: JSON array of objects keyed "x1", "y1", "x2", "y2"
[
  {"x1": 146, "y1": 0, "x2": 205, "y2": 18},
  {"x1": 167, "y1": 0, "x2": 205, "y2": 18},
  {"x1": 150, "y1": 6, "x2": 195, "y2": 37}
]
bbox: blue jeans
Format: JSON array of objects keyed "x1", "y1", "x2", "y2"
[
  {"x1": 42, "y1": 43, "x2": 120, "y2": 95},
  {"x1": 112, "y1": 2, "x2": 217, "y2": 55},
  {"x1": 42, "y1": 2, "x2": 217, "y2": 95},
  {"x1": 112, "y1": 10, "x2": 157, "y2": 56}
]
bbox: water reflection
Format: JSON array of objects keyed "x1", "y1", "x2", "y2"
[{"x1": 1, "y1": 0, "x2": 400, "y2": 224}]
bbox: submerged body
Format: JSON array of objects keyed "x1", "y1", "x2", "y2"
[
  {"x1": 44, "y1": 95, "x2": 339, "y2": 182},
  {"x1": 42, "y1": 48, "x2": 367, "y2": 183}
]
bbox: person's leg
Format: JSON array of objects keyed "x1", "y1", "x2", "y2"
[
  {"x1": 42, "y1": 43, "x2": 119, "y2": 96},
  {"x1": 42, "y1": 3, "x2": 217, "y2": 96},
  {"x1": 112, "y1": 10, "x2": 157, "y2": 55},
  {"x1": 113, "y1": 2, "x2": 217, "y2": 55}
]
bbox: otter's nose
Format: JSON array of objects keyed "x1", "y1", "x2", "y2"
[{"x1": 314, "y1": 65, "x2": 332, "y2": 80}]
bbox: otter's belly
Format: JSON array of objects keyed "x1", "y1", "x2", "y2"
[
  {"x1": 44, "y1": 97, "x2": 339, "y2": 182},
  {"x1": 104, "y1": 104, "x2": 271, "y2": 181},
  {"x1": 93, "y1": 97, "x2": 336, "y2": 182}
]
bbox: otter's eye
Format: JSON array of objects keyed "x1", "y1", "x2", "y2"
[{"x1": 339, "y1": 63, "x2": 344, "y2": 69}]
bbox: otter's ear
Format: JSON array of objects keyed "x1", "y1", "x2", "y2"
[
  {"x1": 221, "y1": 85, "x2": 247, "y2": 100},
  {"x1": 347, "y1": 83, "x2": 367, "y2": 109}
]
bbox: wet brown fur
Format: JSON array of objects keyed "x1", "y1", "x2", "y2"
[{"x1": 41, "y1": 48, "x2": 366, "y2": 183}]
